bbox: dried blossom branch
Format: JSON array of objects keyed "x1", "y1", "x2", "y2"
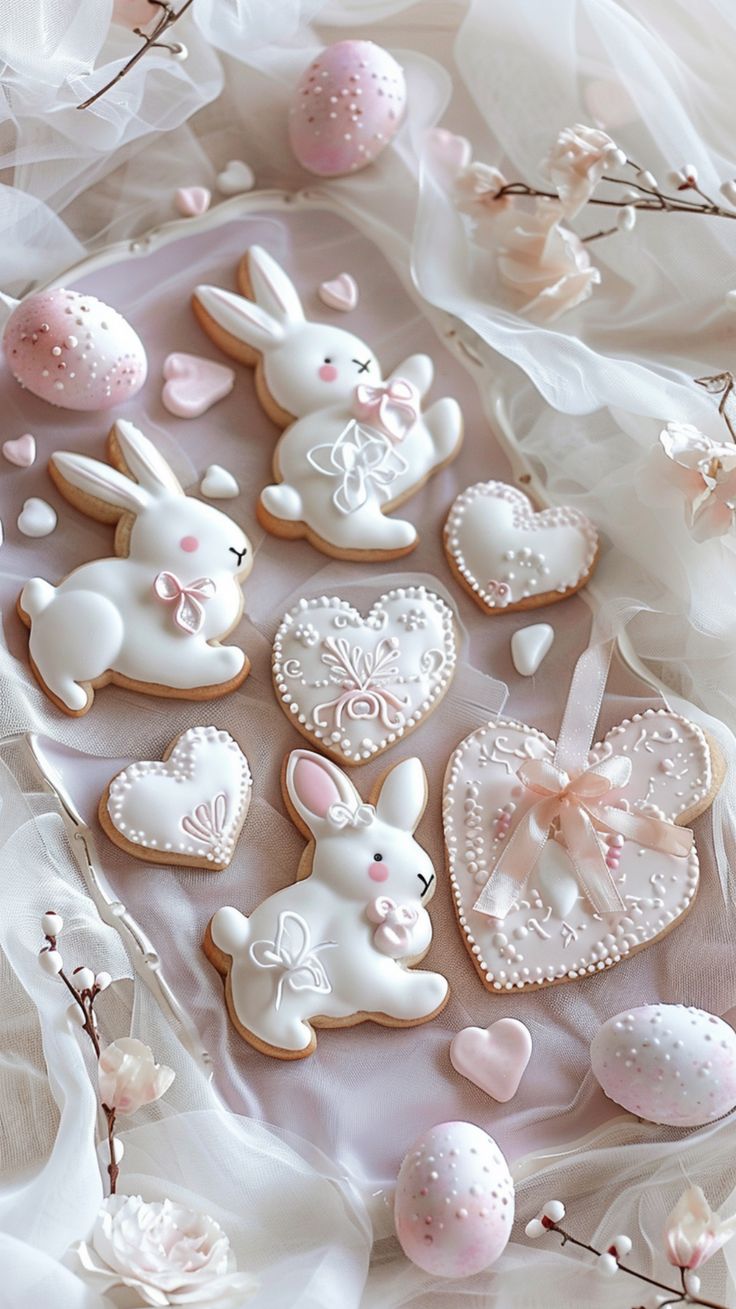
[
  {"x1": 694, "y1": 372, "x2": 736, "y2": 443},
  {"x1": 77, "y1": 0, "x2": 194, "y2": 112}
]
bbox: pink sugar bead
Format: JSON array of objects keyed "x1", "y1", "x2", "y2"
[
  {"x1": 2, "y1": 288, "x2": 147, "y2": 412},
  {"x1": 288, "y1": 40, "x2": 407, "y2": 177}
]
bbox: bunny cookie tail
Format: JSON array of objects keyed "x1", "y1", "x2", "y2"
[
  {"x1": 208, "y1": 906, "x2": 251, "y2": 962},
  {"x1": 20, "y1": 578, "x2": 56, "y2": 619}
]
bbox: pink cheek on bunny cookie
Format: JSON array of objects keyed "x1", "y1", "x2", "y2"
[
  {"x1": 179, "y1": 536, "x2": 199, "y2": 553},
  {"x1": 369, "y1": 860, "x2": 389, "y2": 883},
  {"x1": 318, "y1": 363, "x2": 338, "y2": 382}
]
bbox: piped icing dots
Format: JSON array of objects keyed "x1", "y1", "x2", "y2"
[{"x1": 3, "y1": 289, "x2": 147, "y2": 411}]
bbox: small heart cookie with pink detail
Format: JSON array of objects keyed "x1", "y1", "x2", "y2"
[
  {"x1": 450, "y1": 1018, "x2": 532, "y2": 1101},
  {"x1": 444, "y1": 480, "x2": 599, "y2": 613},
  {"x1": 162, "y1": 352, "x2": 235, "y2": 419}
]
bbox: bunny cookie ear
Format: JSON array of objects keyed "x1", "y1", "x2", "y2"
[
  {"x1": 375, "y1": 758, "x2": 428, "y2": 832},
  {"x1": 110, "y1": 420, "x2": 182, "y2": 497},
  {"x1": 193, "y1": 285, "x2": 284, "y2": 354},
  {"x1": 286, "y1": 749, "x2": 362, "y2": 838},
  {"x1": 247, "y1": 245, "x2": 305, "y2": 327},
  {"x1": 50, "y1": 451, "x2": 150, "y2": 520}
]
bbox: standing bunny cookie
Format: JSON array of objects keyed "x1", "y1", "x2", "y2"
[
  {"x1": 192, "y1": 246, "x2": 463, "y2": 559},
  {"x1": 205, "y1": 749, "x2": 449, "y2": 1058},
  {"x1": 17, "y1": 420, "x2": 252, "y2": 715}
]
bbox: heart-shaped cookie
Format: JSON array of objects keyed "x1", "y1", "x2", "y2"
[
  {"x1": 443, "y1": 710, "x2": 715, "y2": 992},
  {"x1": 273, "y1": 586, "x2": 457, "y2": 765},
  {"x1": 162, "y1": 352, "x2": 235, "y2": 419},
  {"x1": 450, "y1": 1018, "x2": 532, "y2": 1101},
  {"x1": 318, "y1": 273, "x2": 359, "y2": 312},
  {"x1": 100, "y1": 726, "x2": 251, "y2": 870},
  {"x1": 444, "y1": 481, "x2": 599, "y2": 613}
]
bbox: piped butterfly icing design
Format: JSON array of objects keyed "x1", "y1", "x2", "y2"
[
  {"x1": 100, "y1": 726, "x2": 252, "y2": 870},
  {"x1": 18, "y1": 420, "x2": 252, "y2": 714},
  {"x1": 272, "y1": 587, "x2": 457, "y2": 764},
  {"x1": 192, "y1": 245, "x2": 463, "y2": 558},
  {"x1": 443, "y1": 709, "x2": 717, "y2": 992},
  {"x1": 205, "y1": 750, "x2": 448, "y2": 1058}
]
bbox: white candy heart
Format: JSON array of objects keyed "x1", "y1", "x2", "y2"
[
  {"x1": 445, "y1": 481, "x2": 599, "y2": 613},
  {"x1": 318, "y1": 273, "x2": 359, "y2": 312},
  {"x1": 3, "y1": 433, "x2": 36, "y2": 467},
  {"x1": 17, "y1": 497, "x2": 57, "y2": 538},
  {"x1": 450, "y1": 1018, "x2": 532, "y2": 1101},
  {"x1": 273, "y1": 586, "x2": 457, "y2": 764},
  {"x1": 216, "y1": 160, "x2": 255, "y2": 195},
  {"x1": 511, "y1": 623, "x2": 554, "y2": 677},
  {"x1": 103, "y1": 726, "x2": 252, "y2": 870},
  {"x1": 175, "y1": 186, "x2": 211, "y2": 218},
  {"x1": 444, "y1": 709, "x2": 711, "y2": 992},
  {"x1": 200, "y1": 464, "x2": 239, "y2": 499}
]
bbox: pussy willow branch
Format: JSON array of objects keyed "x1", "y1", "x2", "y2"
[
  {"x1": 546, "y1": 1223, "x2": 727, "y2": 1309},
  {"x1": 77, "y1": 0, "x2": 195, "y2": 112},
  {"x1": 694, "y1": 372, "x2": 736, "y2": 443}
]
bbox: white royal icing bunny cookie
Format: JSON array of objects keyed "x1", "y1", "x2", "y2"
[
  {"x1": 205, "y1": 749, "x2": 449, "y2": 1058},
  {"x1": 192, "y1": 245, "x2": 463, "y2": 560},
  {"x1": 100, "y1": 726, "x2": 252, "y2": 870},
  {"x1": 17, "y1": 420, "x2": 252, "y2": 715},
  {"x1": 272, "y1": 585, "x2": 458, "y2": 765}
]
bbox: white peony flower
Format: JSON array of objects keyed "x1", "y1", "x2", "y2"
[
  {"x1": 663, "y1": 1185, "x2": 736, "y2": 1271},
  {"x1": 497, "y1": 199, "x2": 601, "y2": 323},
  {"x1": 98, "y1": 1038, "x2": 175, "y2": 1114},
  {"x1": 542, "y1": 123, "x2": 623, "y2": 217},
  {"x1": 660, "y1": 421, "x2": 736, "y2": 540},
  {"x1": 77, "y1": 1195, "x2": 259, "y2": 1306}
]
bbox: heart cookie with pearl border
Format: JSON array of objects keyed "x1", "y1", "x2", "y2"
[
  {"x1": 272, "y1": 586, "x2": 457, "y2": 765},
  {"x1": 443, "y1": 709, "x2": 720, "y2": 992},
  {"x1": 99, "y1": 725, "x2": 252, "y2": 870},
  {"x1": 444, "y1": 481, "x2": 599, "y2": 613}
]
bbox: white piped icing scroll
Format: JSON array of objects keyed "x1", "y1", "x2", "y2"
[
  {"x1": 443, "y1": 709, "x2": 712, "y2": 992},
  {"x1": 272, "y1": 586, "x2": 457, "y2": 764},
  {"x1": 444, "y1": 481, "x2": 599, "y2": 612},
  {"x1": 193, "y1": 246, "x2": 463, "y2": 557},
  {"x1": 207, "y1": 750, "x2": 448, "y2": 1058},
  {"x1": 102, "y1": 726, "x2": 252, "y2": 870}
]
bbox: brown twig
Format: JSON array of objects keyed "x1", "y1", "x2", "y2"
[
  {"x1": 493, "y1": 181, "x2": 736, "y2": 220},
  {"x1": 77, "y1": 0, "x2": 195, "y2": 112},
  {"x1": 694, "y1": 371, "x2": 736, "y2": 443},
  {"x1": 546, "y1": 1223, "x2": 727, "y2": 1308}
]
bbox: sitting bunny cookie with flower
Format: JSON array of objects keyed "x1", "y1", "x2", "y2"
[
  {"x1": 17, "y1": 420, "x2": 252, "y2": 714},
  {"x1": 192, "y1": 245, "x2": 463, "y2": 559},
  {"x1": 205, "y1": 749, "x2": 449, "y2": 1058}
]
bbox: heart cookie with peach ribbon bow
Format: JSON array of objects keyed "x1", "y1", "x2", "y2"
[{"x1": 443, "y1": 709, "x2": 718, "y2": 992}]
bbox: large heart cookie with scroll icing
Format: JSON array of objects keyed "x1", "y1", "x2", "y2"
[
  {"x1": 444, "y1": 481, "x2": 599, "y2": 613},
  {"x1": 273, "y1": 586, "x2": 457, "y2": 765},
  {"x1": 443, "y1": 710, "x2": 717, "y2": 992},
  {"x1": 100, "y1": 726, "x2": 251, "y2": 870}
]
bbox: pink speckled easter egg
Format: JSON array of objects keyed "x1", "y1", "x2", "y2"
[
  {"x1": 3, "y1": 289, "x2": 147, "y2": 412},
  {"x1": 394, "y1": 1121, "x2": 514, "y2": 1278},
  {"x1": 591, "y1": 1004, "x2": 736, "y2": 1127},
  {"x1": 288, "y1": 40, "x2": 407, "y2": 177}
]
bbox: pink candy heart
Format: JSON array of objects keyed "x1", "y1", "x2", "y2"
[
  {"x1": 175, "y1": 186, "x2": 211, "y2": 218},
  {"x1": 162, "y1": 353, "x2": 235, "y2": 419},
  {"x1": 3, "y1": 433, "x2": 36, "y2": 467},
  {"x1": 450, "y1": 1018, "x2": 532, "y2": 1102},
  {"x1": 318, "y1": 273, "x2": 359, "y2": 313},
  {"x1": 428, "y1": 128, "x2": 472, "y2": 174}
]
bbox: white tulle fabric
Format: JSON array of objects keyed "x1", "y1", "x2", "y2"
[{"x1": 3, "y1": 0, "x2": 736, "y2": 1306}]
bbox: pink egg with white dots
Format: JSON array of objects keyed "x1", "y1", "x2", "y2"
[
  {"x1": 394, "y1": 1121, "x2": 514, "y2": 1278},
  {"x1": 288, "y1": 40, "x2": 407, "y2": 177},
  {"x1": 591, "y1": 1004, "x2": 736, "y2": 1127},
  {"x1": 3, "y1": 288, "x2": 147, "y2": 411}
]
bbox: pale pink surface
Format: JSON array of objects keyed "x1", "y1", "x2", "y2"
[
  {"x1": 395, "y1": 1121, "x2": 514, "y2": 1277},
  {"x1": 591, "y1": 1004, "x2": 736, "y2": 1127},
  {"x1": 450, "y1": 1019, "x2": 532, "y2": 1102},
  {"x1": 3, "y1": 288, "x2": 147, "y2": 411},
  {"x1": 162, "y1": 352, "x2": 235, "y2": 418},
  {"x1": 288, "y1": 41, "x2": 406, "y2": 177}
]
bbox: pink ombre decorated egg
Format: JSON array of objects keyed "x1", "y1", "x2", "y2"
[
  {"x1": 394, "y1": 1121, "x2": 514, "y2": 1278},
  {"x1": 3, "y1": 289, "x2": 147, "y2": 411},
  {"x1": 288, "y1": 40, "x2": 407, "y2": 177},
  {"x1": 591, "y1": 1004, "x2": 736, "y2": 1127}
]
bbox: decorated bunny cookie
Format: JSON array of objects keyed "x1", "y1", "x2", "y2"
[
  {"x1": 205, "y1": 749, "x2": 449, "y2": 1058},
  {"x1": 192, "y1": 245, "x2": 463, "y2": 559},
  {"x1": 17, "y1": 420, "x2": 252, "y2": 715}
]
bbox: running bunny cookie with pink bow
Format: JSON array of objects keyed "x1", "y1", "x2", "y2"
[
  {"x1": 205, "y1": 749, "x2": 449, "y2": 1059},
  {"x1": 443, "y1": 642, "x2": 724, "y2": 993},
  {"x1": 192, "y1": 245, "x2": 463, "y2": 559},
  {"x1": 17, "y1": 420, "x2": 252, "y2": 715}
]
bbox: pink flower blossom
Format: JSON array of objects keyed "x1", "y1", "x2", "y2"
[
  {"x1": 457, "y1": 162, "x2": 513, "y2": 213},
  {"x1": 497, "y1": 199, "x2": 601, "y2": 322},
  {"x1": 98, "y1": 1038, "x2": 174, "y2": 1115},
  {"x1": 660, "y1": 421, "x2": 736, "y2": 540},
  {"x1": 542, "y1": 123, "x2": 624, "y2": 217},
  {"x1": 664, "y1": 1185, "x2": 736, "y2": 1270}
]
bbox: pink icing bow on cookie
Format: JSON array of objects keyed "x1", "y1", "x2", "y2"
[
  {"x1": 352, "y1": 377, "x2": 420, "y2": 442},
  {"x1": 474, "y1": 752, "x2": 694, "y2": 920},
  {"x1": 153, "y1": 571, "x2": 216, "y2": 635},
  {"x1": 368, "y1": 896, "x2": 420, "y2": 958}
]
